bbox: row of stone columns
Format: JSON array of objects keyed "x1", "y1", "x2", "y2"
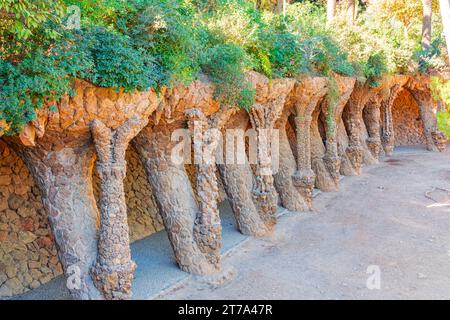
[{"x1": 6, "y1": 74, "x2": 447, "y2": 301}]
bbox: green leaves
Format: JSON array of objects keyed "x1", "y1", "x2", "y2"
[{"x1": 200, "y1": 44, "x2": 255, "y2": 109}]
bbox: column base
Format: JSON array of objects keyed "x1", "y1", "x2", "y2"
[
  {"x1": 432, "y1": 131, "x2": 448, "y2": 152},
  {"x1": 366, "y1": 137, "x2": 382, "y2": 160},
  {"x1": 193, "y1": 221, "x2": 222, "y2": 269},
  {"x1": 91, "y1": 261, "x2": 136, "y2": 300},
  {"x1": 252, "y1": 189, "x2": 277, "y2": 230},
  {"x1": 292, "y1": 170, "x2": 315, "y2": 210},
  {"x1": 346, "y1": 145, "x2": 363, "y2": 174},
  {"x1": 382, "y1": 135, "x2": 395, "y2": 156},
  {"x1": 323, "y1": 155, "x2": 341, "y2": 183}
]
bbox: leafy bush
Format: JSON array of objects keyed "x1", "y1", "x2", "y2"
[
  {"x1": 81, "y1": 27, "x2": 158, "y2": 91},
  {"x1": 129, "y1": 0, "x2": 202, "y2": 86},
  {"x1": 200, "y1": 44, "x2": 255, "y2": 109},
  {"x1": 437, "y1": 112, "x2": 450, "y2": 138}
]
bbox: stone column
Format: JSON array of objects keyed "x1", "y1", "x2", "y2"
[
  {"x1": 407, "y1": 83, "x2": 446, "y2": 152},
  {"x1": 185, "y1": 108, "x2": 232, "y2": 268},
  {"x1": 217, "y1": 111, "x2": 270, "y2": 237},
  {"x1": 342, "y1": 83, "x2": 376, "y2": 174},
  {"x1": 273, "y1": 109, "x2": 309, "y2": 212},
  {"x1": 90, "y1": 116, "x2": 148, "y2": 300},
  {"x1": 291, "y1": 78, "x2": 328, "y2": 207},
  {"x1": 8, "y1": 141, "x2": 102, "y2": 300},
  {"x1": 381, "y1": 84, "x2": 401, "y2": 156},
  {"x1": 310, "y1": 103, "x2": 336, "y2": 191},
  {"x1": 363, "y1": 95, "x2": 382, "y2": 160},
  {"x1": 133, "y1": 121, "x2": 219, "y2": 275},
  {"x1": 318, "y1": 76, "x2": 356, "y2": 188},
  {"x1": 249, "y1": 97, "x2": 284, "y2": 229}
]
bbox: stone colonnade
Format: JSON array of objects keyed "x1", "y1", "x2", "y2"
[{"x1": 1, "y1": 74, "x2": 447, "y2": 299}]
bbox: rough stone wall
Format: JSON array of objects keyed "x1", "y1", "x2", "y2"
[
  {"x1": 0, "y1": 141, "x2": 164, "y2": 298},
  {"x1": 392, "y1": 89, "x2": 427, "y2": 146},
  {"x1": 0, "y1": 142, "x2": 62, "y2": 297}
]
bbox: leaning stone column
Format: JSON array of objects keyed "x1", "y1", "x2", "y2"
[
  {"x1": 363, "y1": 95, "x2": 382, "y2": 160},
  {"x1": 244, "y1": 72, "x2": 295, "y2": 226},
  {"x1": 291, "y1": 78, "x2": 328, "y2": 208},
  {"x1": 185, "y1": 108, "x2": 233, "y2": 268},
  {"x1": 381, "y1": 84, "x2": 402, "y2": 156},
  {"x1": 217, "y1": 111, "x2": 270, "y2": 236},
  {"x1": 133, "y1": 120, "x2": 219, "y2": 275},
  {"x1": 90, "y1": 116, "x2": 149, "y2": 300},
  {"x1": 249, "y1": 97, "x2": 285, "y2": 229},
  {"x1": 342, "y1": 82, "x2": 382, "y2": 173},
  {"x1": 319, "y1": 76, "x2": 356, "y2": 187},
  {"x1": 273, "y1": 108, "x2": 309, "y2": 212},
  {"x1": 8, "y1": 141, "x2": 102, "y2": 300},
  {"x1": 406, "y1": 77, "x2": 446, "y2": 152}
]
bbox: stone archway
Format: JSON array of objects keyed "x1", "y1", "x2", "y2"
[{"x1": 391, "y1": 89, "x2": 427, "y2": 147}]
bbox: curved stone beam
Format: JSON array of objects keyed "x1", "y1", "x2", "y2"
[
  {"x1": 217, "y1": 110, "x2": 270, "y2": 237},
  {"x1": 405, "y1": 77, "x2": 447, "y2": 152},
  {"x1": 7, "y1": 140, "x2": 102, "y2": 300},
  {"x1": 90, "y1": 116, "x2": 149, "y2": 300},
  {"x1": 288, "y1": 77, "x2": 328, "y2": 208}
]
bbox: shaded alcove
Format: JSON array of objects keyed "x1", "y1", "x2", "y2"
[{"x1": 391, "y1": 89, "x2": 427, "y2": 146}]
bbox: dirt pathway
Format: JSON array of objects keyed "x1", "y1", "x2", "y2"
[{"x1": 160, "y1": 147, "x2": 450, "y2": 300}]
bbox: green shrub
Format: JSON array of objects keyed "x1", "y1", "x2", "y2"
[
  {"x1": 200, "y1": 44, "x2": 255, "y2": 109},
  {"x1": 437, "y1": 111, "x2": 450, "y2": 138},
  {"x1": 81, "y1": 27, "x2": 158, "y2": 91}
]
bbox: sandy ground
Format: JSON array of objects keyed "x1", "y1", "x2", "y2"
[{"x1": 160, "y1": 146, "x2": 450, "y2": 300}]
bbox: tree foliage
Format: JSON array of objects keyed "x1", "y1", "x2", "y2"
[{"x1": 0, "y1": 0, "x2": 448, "y2": 135}]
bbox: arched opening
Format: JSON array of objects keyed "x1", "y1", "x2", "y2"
[{"x1": 391, "y1": 89, "x2": 427, "y2": 146}]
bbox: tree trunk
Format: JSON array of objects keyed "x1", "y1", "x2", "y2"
[
  {"x1": 277, "y1": 0, "x2": 288, "y2": 15},
  {"x1": 439, "y1": 0, "x2": 450, "y2": 63},
  {"x1": 345, "y1": 0, "x2": 356, "y2": 25},
  {"x1": 422, "y1": 0, "x2": 433, "y2": 50},
  {"x1": 327, "y1": 0, "x2": 337, "y2": 23}
]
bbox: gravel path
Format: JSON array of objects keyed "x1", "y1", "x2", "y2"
[{"x1": 160, "y1": 147, "x2": 450, "y2": 300}]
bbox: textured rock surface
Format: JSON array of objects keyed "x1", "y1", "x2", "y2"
[
  {"x1": 90, "y1": 116, "x2": 149, "y2": 300},
  {"x1": 405, "y1": 76, "x2": 447, "y2": 152},
  {"x1": 133, "y1": 79, "x2": 225, "y2": 276},
  {"x1": 0, "y1": 73, "x2": 445, "y2": 299},
  {"x1": 218, "y1": 110, "x2": 269, "y2": 236},
  {"x1": 392, "y1": 89, "x2": 427, "y2": 146},
  {"x1": 247, "y1": 72, "x2": 295, "y2": 230},
  {"x1": 93, "y1": 147, "x2": 164, "y2": 243},
  {"x1": 2, "y1": 79, "x2": 157, "y2": 300},
  {"x1": 311, "y1": 75, "x2": 356, "y2": 191},
  {"x1": 0, "y1": 142, "x2": 62, "y2": 298},
  {"x1": 285, "y1": 77, "x2": 328, "y2": 209}
]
